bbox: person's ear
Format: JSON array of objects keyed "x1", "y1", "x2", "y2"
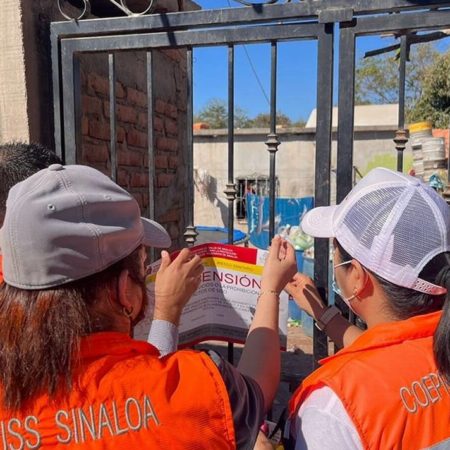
[
  {"x1": 117, "y1": 269, "x2": 133, "y2": 310},
  {"x1": 351, "y1": 260, "x2": 371, "y2": 297}
]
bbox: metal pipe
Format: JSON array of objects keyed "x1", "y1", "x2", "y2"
[{"x1": 108, "y1": 53, "x2": 117, "y2": 182}]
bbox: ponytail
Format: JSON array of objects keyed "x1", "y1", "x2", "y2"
[{"x1": 433, "y1": 266, "x2": 450, "y2": 383}]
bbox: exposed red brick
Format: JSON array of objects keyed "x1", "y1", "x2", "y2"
[
  {"x1": 154, "y1": 116, "x2": 164, "y2": 132},
  {"x1": 117, "y1": 148, "x2": 143, "y2": 166},
  {"x1": 168, "y1": 156, "x2": 179, "y2": 169},
  {"x1": 132, "y1": 192, "x2": 143, "y2": 208},
  {"x1": 127, "y1": 87, "x2": 147, "y2": 108},
  {"x1": 131, "y1": 172, "x2": 149, "y2": 188},
  {"x1": 168, "y1": 223, "x2": 179, "y2": 239},
  {"x1": 88, "y1": 73, "x2": 109, "y2": 96},
  {"x1": 103, "y1": 100, "x2": 111, "y2": 119},
  {"x1": 89, "y1": 120, "x2": 110, "y2": 141},
  {"x1": 80, "y1": 70, "x2": 88, "y2": 88},
  {"x1": 138, "y1": 112, "x2": 148, "y2": 130},
  {"x1": 82, "y1": 95, "x2": 102, "y2": 116},
  {"x1": 155, "y1": 155, "x2": 168, "y2": 169},
  {"x1": 115, "y1": 81, "x2": 125, "y2": 99},
  {"x1": 118, "y1": 168, "x2": 130, "y2": 187},
  {"x1": 165, "y1": 103, "x2": 178, "y2": 119},
  {"x1": 117, "y1": 104, "x2": 137, "y2": 124},
  {"x1": 165, "y1": 118, "x2": 178, "y2": 136},
  {"x1": 81, "y1": 116, "x2": 89, "y2": 135},
  {"x1": 155, "y1": 99, "x2": 166, "y2": 114},
  {"x1": 159, "y1": 208, "x2": 181, "y2": 223},
  {"x1": 156, "y1": 137, "x2": 178, "y2": 152},
  {"x1": 163, "y1": 49, "x2": 182, "y2": 62},
  {"x1": 143, "y1": 154, "x2": 149, "y2": 167},
  {"x1": 117, "y1": 126, "x2": 126, "y2": 143},
  {"x1": 142, "y1": 192, "x2": 149, "y2": 209},
  {"x1": 157, "y1": 173, "x2": 174, "y2": 187},
  {"x1": 81, "y1": 143, "x2": 109, "y2": 164},
  {"x1": 128, "y1": 129, "x2": 148, "y2": 148}
]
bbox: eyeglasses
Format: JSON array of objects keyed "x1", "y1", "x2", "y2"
[{"x1": 332, "y1": 260, "x2": 352, "y2": 297}]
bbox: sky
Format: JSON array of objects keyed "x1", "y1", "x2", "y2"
[{"x1": 192, "y1": 0, "x2": 449, "y2": 122}]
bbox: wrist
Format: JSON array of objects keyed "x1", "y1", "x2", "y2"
[
  {"x1": 257, "y1": 289, "x2": 280, "y2": 301},
  {"x1": 153, "y1": 303, "x2": 182, "y2": 326},
  {"x1": 310, "y1": 301, "x2": 327, "y2": 321},
  {"x1": 315, "y1": 305, "x2": 341, "y2": 331}
]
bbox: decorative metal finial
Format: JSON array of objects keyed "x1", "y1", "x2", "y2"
[
  {"x1": 184, "y1": 225, "x2": 198, "y2": 247},
  {"x1": 224, "y1": 183, "x2": 237, "y2": 202},
  {"x1": 57, "y1": 0, "x2": 91, "y2": 20},
  {"x1": 393, "y1": 129, "x2": 408, "y2": 153},
  {"x1": 57, "y1": 0, "x2": 156, "y2": 20},
  {"x1": 265, "y1": 133, "x2": 280, "y2": 154}
]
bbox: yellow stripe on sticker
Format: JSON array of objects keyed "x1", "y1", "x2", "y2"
[{"x1": 201, "y1": 257, "x2": 263, "y2": 275}]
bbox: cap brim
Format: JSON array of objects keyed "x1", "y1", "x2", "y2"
[
  {"x1": 301, "y1": 205, "x2": 339, "y2": 238},
  {"x1": 141, "y1": 217, "x2": 171, "y2": 248}
]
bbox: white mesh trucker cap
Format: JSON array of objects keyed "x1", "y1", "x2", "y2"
[
  {"x1": 0, "y1": 164, "x2": 171, "y2": 289},
  {"x1": 301, "y1": 167, "x2": 450, "y2": 295}
]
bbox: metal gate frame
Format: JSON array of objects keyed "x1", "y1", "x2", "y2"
[{"x1": 51, "y1": 1, "x2": 450, "y2": 364}]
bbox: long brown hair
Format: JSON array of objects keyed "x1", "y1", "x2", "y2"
[{"x1": 0, "y1": 246, "x2": 144, "y2": 411}]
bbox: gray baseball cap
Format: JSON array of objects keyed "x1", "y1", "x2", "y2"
[{"x1": 0, "y1": 164, "x2": 171, "y2": 289}]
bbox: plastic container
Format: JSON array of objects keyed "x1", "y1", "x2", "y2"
[
  {"x1": 422, "y1": 137, "x2": 446, "y2": 162},
  {"x1": 409, "y1": 120, "x2": 432, "y2": 136},
  {"x1": 409, "y1": 122, "x2": 432, "y2": 180}
]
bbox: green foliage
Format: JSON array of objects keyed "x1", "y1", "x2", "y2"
[
  {"x1": 363, "y1": 152, "x2": 413, "y2": 175},
  {"x1": 249, "y1": 112, "x2": 292, "y2": 128},
  {"x1": 355, "y1": 43, "x2": 438, "y2": 116},
  {"x1": 356, "y1": 42, "x2": 450, "y2": 127},
  {"x1": 194, "y1": 99, "x2": 252, "y2": 129},
  {"x1": 194, "y1": 99, "x2": 304, "y2": 129},
  {"x1": 408, "y1": 51, "x2": 450, "y2": 128}
]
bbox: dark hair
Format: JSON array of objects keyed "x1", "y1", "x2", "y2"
[
  {"x1": 335, "y1": 239, "x2": 450, "y2": 382},
  {"x1": 0, "y1": 247, "x2": 144, "y2": 412},
  {"x1": 0, "y1": 142, "x2": 62, "y2": 223}
]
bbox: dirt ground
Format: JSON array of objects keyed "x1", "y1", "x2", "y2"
[{"x1": 197, "y1": 323, "x2": 316, "y2": 420}]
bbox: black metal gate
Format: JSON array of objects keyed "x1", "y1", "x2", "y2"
[{"x1": 51, "y1": 0, "x2": 450, "y2": 364}]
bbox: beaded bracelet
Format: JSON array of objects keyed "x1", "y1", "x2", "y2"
[{"x1": 257, "y1": 290, "x2": 280, "y2": 300}]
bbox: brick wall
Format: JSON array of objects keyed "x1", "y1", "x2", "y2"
[{"x1": 79, "y1": 48, "x2": 188, "y2": 250}]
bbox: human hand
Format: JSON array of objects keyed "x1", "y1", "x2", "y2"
[
  {"x1": 253, "y1": 431, "x2": 275, "y2": 450},
  {"x1": 261, "y1": 236, "x2": 297, "y2": 294},
  {"x1": 153, "y1": 248, "x2": 203, "y2": 325},
  {"x1": 285, "y1": 272, "x2": 326, "y2": 319}
]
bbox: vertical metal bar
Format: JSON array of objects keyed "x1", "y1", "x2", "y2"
[
  {"x1": 225, "y1": 45, "x2": 236, "y2": 365},
  {"x1": 147, "y1": 50, "x2": 157, "y2": 262},
  {"x1": 314, "y1": 23, "x2": 334, "y2": 366},
  {"x1": 266, "y1": 41, "x2": 280, "y2": 241},
  {"x1": 109, "y1": 53, "x2": 117, "y2": 182},
  {"x1": 61, "y1": 43, "x2": 81, "y2": 165},
  {"x1": 398, "y1": 35, "x2": 407, "y2": 131},
  {"x1": 336, "y1": 24, "x2": 355, "y2": 203},
  {"x1": 183, "y1": 47, "x2": 198, "y2": 246},
  {"x1": 397, "y1": 34, "x2": 408, "y2": 172},
  {"x1": 51, "y1": 29, "x2": 64, "y2": 161},
  {"x1": 336, "y1": 23, "x2": 356, "y2": 328},
  {"x1": 226, "y1": 45, "x2": 236, "y2": 245}
]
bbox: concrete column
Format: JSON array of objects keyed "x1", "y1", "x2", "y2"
[{"x1": 0, "y1": 0, "x2": 29, "y2": 143}]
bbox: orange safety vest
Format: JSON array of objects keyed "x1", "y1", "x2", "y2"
[
  {"x1": 289, "y1": 311, "x2": 450, "y2": 449},
  {"x1": 0, "y1": 332, "x2": 236, "y2": 449}
]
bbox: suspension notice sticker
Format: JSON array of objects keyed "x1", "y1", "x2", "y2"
[{"x1": 134, "y1": 243, "x2": 288, "y2": 349}]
